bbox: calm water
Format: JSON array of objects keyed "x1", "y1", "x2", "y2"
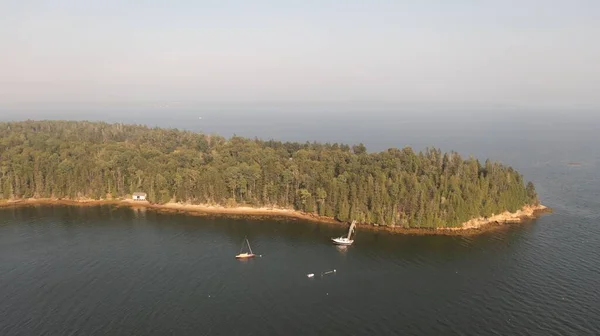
[{"x1": 1, "y1": 109, "x2": 600, "y2": 335}]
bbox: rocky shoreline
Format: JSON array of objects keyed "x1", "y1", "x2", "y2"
[{"x1": 0, "y1": 198, "x2": 550, "y2": 236}]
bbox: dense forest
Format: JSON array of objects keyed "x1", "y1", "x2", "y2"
[{"x1": 0, "y1": 120, "x2": 538, "y2": 228}]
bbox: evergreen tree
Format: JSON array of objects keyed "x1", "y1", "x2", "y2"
[{"x1": 0, "y1": 120, "x2": 539, "y2": 228}]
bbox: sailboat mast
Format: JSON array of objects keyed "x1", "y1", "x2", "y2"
[
  {"x1": 347, "y1": 220, "x2": 356, "y2": 239},
  {"x1": 246, "y1": 238, "x2": 253, "y2": 254}
]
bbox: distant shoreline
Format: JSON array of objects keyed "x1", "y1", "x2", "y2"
[{"x1": 0, "y1": 198, "x2": 550, "y2": 236}]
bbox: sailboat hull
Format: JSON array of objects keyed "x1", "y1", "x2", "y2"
[
  {"x1": 235, "y1": 253, "x2": 256, "y2": 259},
  {"x1": 331, "y1": 237, "x2": 353, "y2": 245}
]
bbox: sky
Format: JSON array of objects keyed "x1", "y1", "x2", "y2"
[{"x1": 1, "y1": 0, "x2": 599, "y2": 110}]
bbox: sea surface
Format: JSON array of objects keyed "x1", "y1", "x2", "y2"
[{"x1": 1, "y1": 107, "x2": 599, "y2": 335}]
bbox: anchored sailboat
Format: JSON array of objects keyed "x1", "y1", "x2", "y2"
[
  {"x1": 235, "y1": 237, "x2": 256, "y2": 259},
  {"x1": 331, "y1": 220, "x2": 356, "y2": 245}
]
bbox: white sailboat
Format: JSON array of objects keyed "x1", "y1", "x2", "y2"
[
  {"x1": 235, "y1": 237, "x2": 256, "y2": 259},
  {"x1": 332, "y1": 220, "x2": 356, "y2": 245}
]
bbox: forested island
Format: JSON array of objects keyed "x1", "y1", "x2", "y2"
[{"x1": 0, "y1": 120, "x2": 545, "y2": 230}]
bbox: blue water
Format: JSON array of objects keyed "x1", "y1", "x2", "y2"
[{"x1": 1, "y1": 106, "x2": 599, "y2": 335}]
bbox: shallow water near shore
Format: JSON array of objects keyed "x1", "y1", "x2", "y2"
[{"x1": 0, "y1": 198, "x2": 549, "y2": 235}]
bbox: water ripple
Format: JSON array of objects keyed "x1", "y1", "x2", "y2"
[{"x1": 0, "y1": 204, "x2": 599, "y2": 335}]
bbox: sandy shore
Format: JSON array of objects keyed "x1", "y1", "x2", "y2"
[
  {"x1": 0, "y1": 198, "x2": 550, "y2": 236},
  {"x1": 144, "y1": 201, "x2": 341, "y2": 224}
]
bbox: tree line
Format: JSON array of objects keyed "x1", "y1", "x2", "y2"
[{"x1": 0, "y1": 120, "x2": 538, "y2": 228}]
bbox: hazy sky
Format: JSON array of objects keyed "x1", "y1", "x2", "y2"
[{"x1": 1, "y1": 0, "x2": 599, "y2": 108}]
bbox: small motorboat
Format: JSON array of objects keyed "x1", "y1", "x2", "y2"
[
  {"x1": 235, "y1": 237, "x2": 256, "y2": 259},
  {"x1": 331, "y1": 220, "x2": 356, "y2": 245}
]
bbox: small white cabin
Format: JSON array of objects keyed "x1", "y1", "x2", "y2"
[{"x1": 132, "y1": 192, "x2": 147, "y2": 201}]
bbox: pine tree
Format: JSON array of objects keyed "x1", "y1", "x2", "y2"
[{"x1": 0, "y1": 120, "x2": 538, "y2": 228}]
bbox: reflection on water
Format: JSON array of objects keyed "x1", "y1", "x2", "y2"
[
  {"x1": 0, "y1": 203, "x2": 598, "y2": 335},
  {"x1": 335, "y1": 245, "x2": 349, "y2": 254}
]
